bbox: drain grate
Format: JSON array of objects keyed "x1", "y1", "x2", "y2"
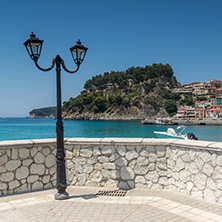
[{"x1": 96, "y1": 190, "x2": 126, "y2": 197}]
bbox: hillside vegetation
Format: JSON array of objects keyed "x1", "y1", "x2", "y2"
[
  {"x1": 62, "y1": 63, "x2": 180, "y2": 120},
  {"x1": 29, "y1": 107, "x2": 56, "y2": 118}
]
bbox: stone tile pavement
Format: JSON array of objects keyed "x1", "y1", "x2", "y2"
[{"x1": 1, "y1": 186, "x2": 222, "y2": 222}]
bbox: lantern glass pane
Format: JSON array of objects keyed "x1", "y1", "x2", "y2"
[
  {"x1": 25, "y1": 43, "x2": 33, "y2": 57},
  {"x1": 71, "y1": 49, "x2": 77, "y2": 61},
  {"x1": 31, "y1": 43, "x2": 41, "y2": 54},
  {"x1": 77, "y1": 48, "x2": 85, "y2": 60}
]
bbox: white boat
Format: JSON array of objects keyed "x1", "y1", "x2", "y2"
[
  {"x1": 154, "y1": 126, "x2": 198, "y2": 140},
  {"x1": 155, "y1": 118, "x2": 165, "y2": 125}
]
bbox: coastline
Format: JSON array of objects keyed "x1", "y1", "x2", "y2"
[
  {"x1": 28, "y1": 113, "x2": 222, "y2": 126},
  {"x1": 142, "y1": 118, "x2": 222, "y2": 126},
  {"x1": 62, "y1": 112, "x2": 145, "y2": 121}
]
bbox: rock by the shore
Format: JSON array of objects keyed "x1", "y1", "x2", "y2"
[{"x1": 63, "y1": 113, "x2": 144, "y2": 121}]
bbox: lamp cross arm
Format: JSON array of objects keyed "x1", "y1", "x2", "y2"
[
  {"x1": 61, "y1": 58, "x2": 80, "y2": 74},
  {"x1": 34, "y1": 58, "x2": 56, "y2": 72}
]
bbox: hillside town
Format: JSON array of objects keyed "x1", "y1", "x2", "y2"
[{"x1": 173, "y1": 79, "x2": 222, "y2": 119}]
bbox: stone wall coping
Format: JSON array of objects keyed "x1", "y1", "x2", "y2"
[
  {"x1": 100, "y1": 138, "x2": 144, "y2": 145},
  {"x1": 0, "y1": 138, "x2": 222, "y2": 152},
  {"x1": 0, "y1": 138, "x2": 56, "y2": 149},
  {"x1": 142, "y1": 138, "x2": 179, "y2": 145},
  {"x1": 65, "y1": 138, "x2": 103, "y2": 145},
  {"x1": 170, "y1": 140, "x2": 215, "y2": 148}
]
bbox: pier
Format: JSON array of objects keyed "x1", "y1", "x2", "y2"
[{"x1": 142, "y1": 118, "x2": 222, "y2": 125}]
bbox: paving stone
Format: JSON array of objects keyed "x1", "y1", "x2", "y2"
[{"x1": 1, "y1": 186, "x2": 222, "y2": 222}]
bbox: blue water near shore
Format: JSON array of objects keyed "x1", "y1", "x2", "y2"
[{"x1": 0, "y1": 118, "x2": 222, "y2": 142}]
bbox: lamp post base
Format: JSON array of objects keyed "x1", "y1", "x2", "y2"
[{"x1": 54, "y1": 192, "x2": 69, "y2": 200}]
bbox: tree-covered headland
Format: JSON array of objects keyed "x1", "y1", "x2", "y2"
[
  {"x1": 62, "y1": 63, "x2": 180, "y2": 120},
  {"x1": 29, "y1": 107, "x2": 56, "y2": 118}
]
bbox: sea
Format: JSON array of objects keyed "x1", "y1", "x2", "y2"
[{"x1": 0, "y1": 118, "x2": 222, "y2": 142}]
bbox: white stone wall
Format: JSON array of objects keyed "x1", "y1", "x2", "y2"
[
  {"x1": 0, "y1": 139, "x2": 57, "y2": 195},
  {"x1": 1, "y1": 138, "x2": 222, "y2": 203}
]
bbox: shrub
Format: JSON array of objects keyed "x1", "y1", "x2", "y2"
[{"x1": 165, "y1": 99, "x2": 177, "y2": 115}]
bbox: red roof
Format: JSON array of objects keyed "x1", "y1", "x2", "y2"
[
  {"x1": 212, "y1": 79, "x2": 222, "y2": 82},
  {"x1": 191, "y1": 82, "x2": 200, "y2": 84}
]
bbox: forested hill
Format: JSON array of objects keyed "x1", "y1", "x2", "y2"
[
  {"x1": 62, "y1": 63, "x2": 181, "y2": 120},
  {"x1": 29, "y1": 107, "x2": 56, "y2": 118},
  {"x1": 83, "y1": 63, "x2": 175, "y2": 91}
]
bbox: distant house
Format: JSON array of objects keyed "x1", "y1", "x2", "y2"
[
  {"x1": 195, "y1": 100, "x2": 211, "y2": 109},
  {"x1": 210, "y1": 97, "x2": 222, "y2": 105},
  {"x1": 210, "y1": 79, "x2": 222, "y2": 87},
  {"x1": 217, "y1": 88, "x2": 222, "y2": 96},
  {"x1": 176, "y1": 106, "x2": 186, "y2": 118},
  {"x1": 211, "y1": 87, "x2": 218, "y2": 94},
  {"x1": 195, "y1": 108, "x2": 206, "y2": 119},
  {"x1": 193, "y1": 87, "x2": 208, "y2": 96},
  {"x1": 190, "y1": 82, "x2": 200, "y2": 87},
  {"x1": 173, "y1": 86, "x2": 193, "y2": 93},
  {"x1": 195, "y1": 101, "x2": 205, "y2": 108},
  {"x1": 216, "y1": 97, "x2": 222, "y2": 105},
  {"x1": 209, "y1": 105, "x2": 222, "y2": 117},
  {"x1": 185, "y1": 106, "x2": 195, "y2": 118},
  {"x1": 205, "y1": 106, "x2": 211, "y2": 118},
  {"x1": 184, "y1": 86, "x2": 194, "y2": 92},
  {"x1": 176, "y1": 106, "x2": 195, "y2": 118}
]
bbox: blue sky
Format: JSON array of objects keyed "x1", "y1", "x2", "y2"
[{"x1": 0, "y1": 0, "x2": 222, "y2": 117}]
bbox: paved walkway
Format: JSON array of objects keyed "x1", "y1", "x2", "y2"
[{"x1": 1, "y1": 187, "x2": 222, "y2": 222}]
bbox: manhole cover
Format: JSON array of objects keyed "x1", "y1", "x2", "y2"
[{"x1": 96, "y1": 190, "x2": 126, "y2": 197}]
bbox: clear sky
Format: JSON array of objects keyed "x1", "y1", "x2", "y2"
[{"x1": 0, "y1": 0, "x2": 222, "y2": 117}]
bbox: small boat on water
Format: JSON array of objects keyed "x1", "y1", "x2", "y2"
[{"x1": 154, "y1": 126, "x2": 199, "y2": 140}]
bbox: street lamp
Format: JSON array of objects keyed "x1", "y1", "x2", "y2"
[{"x1": 24, "y1": 32, "x2": 88, "y2": 200}]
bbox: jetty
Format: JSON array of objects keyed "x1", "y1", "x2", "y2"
[{"x1": 142, "y1": 118, "x2": 222, "y2": 125}]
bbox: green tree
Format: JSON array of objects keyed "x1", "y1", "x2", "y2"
[
  {"x1": 165, "y1": 100, "x2": 177, "y2": 115},
  {"x1": 108, "y1": 94, "x2": 115, "y2": 104},
  {"x1": 84, "y1": 79, "x2": 93, "y2": 90},
  {"x1": 180, "y1": 94, "x2": 194, "y2": 106},
  {"x1": 144, "y1": 96, "x2": 157, "y2": 105},
  {"x1": 94, "y1": 96, "x2": 107, "y2": 112},
  {"x1": 91, "y1": 105, "x2": 99, "y2": 113},
  {"x1": 115, "y1": 95, "x2": 123, "y2": 105}
]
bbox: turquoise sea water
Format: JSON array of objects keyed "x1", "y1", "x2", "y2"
[{"x1": 0, "y1": 118, "x2": 222, "y2": 142}]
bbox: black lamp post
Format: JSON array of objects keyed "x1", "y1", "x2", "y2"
[{"x1": 24, "y1": 32, "x2": 88, "y2": 200}]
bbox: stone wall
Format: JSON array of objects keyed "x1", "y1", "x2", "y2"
[
  {"x1": 0, "y1": 139, "x2": 57, "y2": 195},
  {"x1": 1, "y1": 138, "x2": 222, "y2": 203}
]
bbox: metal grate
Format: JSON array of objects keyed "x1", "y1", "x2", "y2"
[{"x1": 96, "y1": 190, "x2": 126, "y2": 197}]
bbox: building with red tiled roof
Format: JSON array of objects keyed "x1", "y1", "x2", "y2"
[
  {"x1": 190, "y1": 82, "x2": 200, "y2": 85},
  {"x1": 210, "y1": 79, "x2": 222, "y2": 83},
  {"x1": 210, "y1": 105, "x2": 222, "y2": 112}
]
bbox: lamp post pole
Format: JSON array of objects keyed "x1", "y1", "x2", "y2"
[
  {"x1": 24, "y1": 33, "x2": 88, "y2": 200},
  {"x1": 55, "y1": 55, "x2": 67, "y2": 199}
]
